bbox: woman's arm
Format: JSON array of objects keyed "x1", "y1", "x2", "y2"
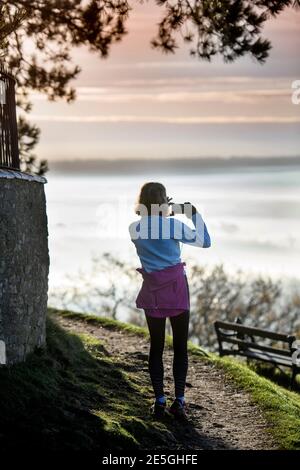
[{"x1": 171, "y1": 211, "x2": 211, "y2": 248}]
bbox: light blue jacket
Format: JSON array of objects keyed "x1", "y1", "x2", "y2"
[{"x1": 129, "y1": 213, "x2": 211, "y2": 273}]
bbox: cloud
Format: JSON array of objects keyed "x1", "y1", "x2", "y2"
[
  {"x1": 95, "y1": 61, "x2": 203, "y2": 69},
  {"x1": 31, "y1": 76, "x2": 291, "y2": 90},
  {"x1": 74, "y1": 90, "x2": 291, "y2": 104},
  {"x1": 29, "y1": 114, "x2": 300, "y2": 124},
  {"x1": 108, "y1": 76, "x2": 291, "y2": 88},
  {"x1": 30, "y1": 90, "x2": 292, "y2": 106},
  {"x1": 29, "y1": 77, "x2": 293, "y2": 105}
]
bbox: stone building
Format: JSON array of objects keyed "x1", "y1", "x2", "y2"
[{"x1": 0, "y1": 68, "x2": 49, "y2": 365}]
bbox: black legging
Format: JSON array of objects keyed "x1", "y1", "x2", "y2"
[{"x1": 145, "y1": 310, "x2": 190, "y2": 399}]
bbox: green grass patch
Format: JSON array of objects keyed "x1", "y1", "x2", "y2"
[
  {"x1": 210, "y1": 355, "x2": 300, "y2": 450},
  {"x1": 48, "y1": 307, "x2": 151, "y2": 338},
  {"x1": 50, "y1": 308, "x2": 300, "y2": 450},
  {"x1": 48, "y1": 307, "x2": 208, "y2": 356},
  {"x1": 0, "y1": 313, "x2": 180, "y2": 451},
  {"x1": 2, "y1": 308, "x2": 300, "y2": 450}
]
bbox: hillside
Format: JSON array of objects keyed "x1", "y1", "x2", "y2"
[{"x1": 0, "y1": 308, "x2": 300, "y2": 451}]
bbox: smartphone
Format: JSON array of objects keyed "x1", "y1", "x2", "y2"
[{"x1": 169, "y1": 202, "x2": 188, "y2": 216}]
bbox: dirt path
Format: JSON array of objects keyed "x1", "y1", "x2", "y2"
[{"x1": 56, "y1": 316, "x2": 277, "y2": 450}]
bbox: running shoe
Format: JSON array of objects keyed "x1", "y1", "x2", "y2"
[
  {"x1": 150, "y1": 400, "x2": 167, "y2": 419},
  {"x1": 168, "y1": 398, "x2": 188, "y2": 421}
]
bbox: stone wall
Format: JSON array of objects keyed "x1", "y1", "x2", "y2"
[{"x1": 0, "y1": 170, "x2": 49, "y2": 365}]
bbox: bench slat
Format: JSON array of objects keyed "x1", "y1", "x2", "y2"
[
  {"x1": 219, "y1": 335, "x2": 292, "y2": 357},
  {"x1": 221, "y1": 349, "x2": 294, "y2": 367},
  {"x1": 236, "y1": 350, "x2": 294, "y2": 367},
  {"x1": 215, "y1": 321, "x2": 295, "y2": 343}
]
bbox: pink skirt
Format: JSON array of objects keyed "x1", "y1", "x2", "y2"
[{"x1": 144, "y1": 308, "x2": 187, "y2": 319}]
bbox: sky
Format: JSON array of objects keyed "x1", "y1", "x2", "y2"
[{"x1": 26, "y1": 2, "x2": 300, "y2": 162}]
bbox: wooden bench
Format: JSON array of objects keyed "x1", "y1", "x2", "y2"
[{"x1": 214, "y1": 319, "x2": 300, "y2": 387}]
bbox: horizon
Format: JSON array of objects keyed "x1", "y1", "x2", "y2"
[{"x1": 48, "y1": 155, "x2": 300, "y2": 175}]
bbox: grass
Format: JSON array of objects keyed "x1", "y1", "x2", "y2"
[
  {"x1": 0, "y1": 312, "x2": 180, "y2": 451},
  {"x1": 1, "y1": 307, "x2": 300, "y2": 450},
  {"x1": 249, "y1": 361, "x2": 300, "y2": 390},
  {"x1": 49, "y1": 308, "x2": 300, "y2": 450},
  {"x1": 210, "y1": 356, "x2": 300, "y2": 450},
  {"x1": 49, "y1": 308, "x2": 208, "y2": 357}
]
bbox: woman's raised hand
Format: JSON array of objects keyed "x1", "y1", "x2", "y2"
[{"x1": 183, "y1": 202, "x2": 198, "y2": 218}]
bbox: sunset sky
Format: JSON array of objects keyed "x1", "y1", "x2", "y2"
[{"x1": 27, "y1": 3, "x2": 300, "y2": 162}]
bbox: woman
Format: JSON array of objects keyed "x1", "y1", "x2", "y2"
[{"x1": 129, "y1": 182, "x2": 211, "y2": 420}]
